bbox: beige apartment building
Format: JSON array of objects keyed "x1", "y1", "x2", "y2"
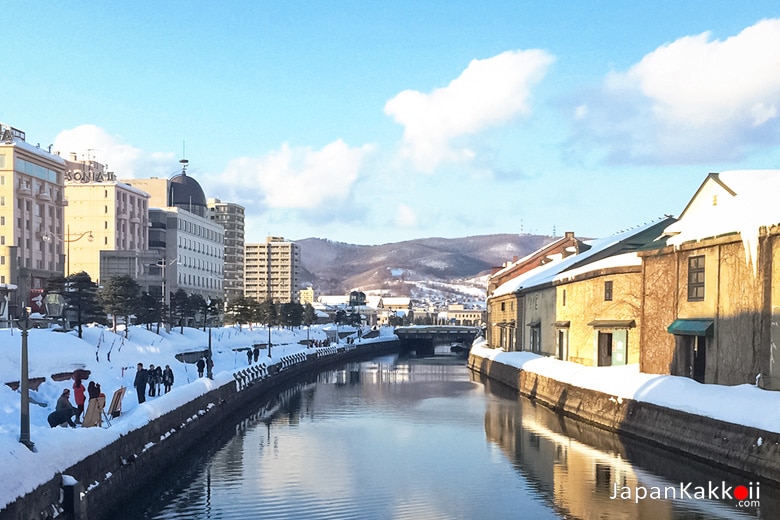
[
  {"x1": 63, "y1": 155, "x2": 151, "y2": 282},
  {"x1": 245, "y1": 236, "x2": 301, "y2": 303},
  {"x1": 0, "y1": 124, "x2": 67, "y2": 315}
]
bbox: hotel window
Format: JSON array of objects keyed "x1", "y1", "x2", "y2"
[
  {"x1": 688, "y1": 255, "x2": 705, "y2": 301},
  {"x1": 604, "y1": 281, "x2": 613, "y2": 301}
]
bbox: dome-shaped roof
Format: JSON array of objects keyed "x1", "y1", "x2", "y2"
[{"x1": 169, "y1": 172, "x2": 207, "y2": 215}]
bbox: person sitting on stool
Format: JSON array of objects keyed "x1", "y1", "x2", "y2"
[{"x1": 48, "y1": 388, "x2": 77, "y2": 428}]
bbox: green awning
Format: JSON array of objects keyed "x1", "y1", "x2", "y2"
[{"x1": 667, "y1": 319, "x2": 714, "y2": 337}]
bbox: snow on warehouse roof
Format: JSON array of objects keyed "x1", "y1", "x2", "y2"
[
  {"x1": 492, "y1": 218, "x2": 672, "y2": 296},
  {"x1": 664, "y1": 170, "x2": 780, "y2": 268},
  {"x1": 553, "y1": 252, "x2": 640, "y2": 283},
  {"x1": 492, "y1": 254, "x2": 565, "y2": 297}
]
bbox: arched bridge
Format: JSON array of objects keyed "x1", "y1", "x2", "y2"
[{"x1": 394, "y1": 326, "x2": 481, "y2": 357}]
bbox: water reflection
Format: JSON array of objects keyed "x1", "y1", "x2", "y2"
[
  {"x1": 114, "y1": 355, "x2": 777, "y2": 520},
  {"x1": 478, "y1": 375, "x2": 777, "y2": 519}
]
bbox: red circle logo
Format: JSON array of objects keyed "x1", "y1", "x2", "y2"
[{"x1": 734, "y1": 485, "x2": 749, "y2": 501}]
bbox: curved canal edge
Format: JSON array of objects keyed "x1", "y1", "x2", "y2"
[
  {"x1": 5, "y1": 340, "x2": 400, "y2": 520},
  {"x1": 468, "y1": 350, "x2": 780, "y2": 485}
]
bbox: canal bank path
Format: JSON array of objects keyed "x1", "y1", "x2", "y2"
[{"x1": 0, "y1": 322, "x2": 396, "y2": 512}]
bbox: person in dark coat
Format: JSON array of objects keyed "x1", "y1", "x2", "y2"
[
  {"x1": 253, "y1": 346, "x2": 260, "y2": 362},
  {"x1": 196, "y1": 358, "x2": 206, "y2": 377},
  {"x1": 246, "y1": 349, "x2": 253, "y2": 365},
  {"x1": 48, "y1": 389, "x2": 76, "y2": 428},
  {"x1": 153, "y1": 364, "x2": 163, "y2": 396},
  {"x1": 134, "y1": 363, "x2": 148, "y2": 404},
  {"x1": 148, "y1": 364, "x2": 158, "y2": 397},
  {"x1": 162, "y1": 365, "x2": 174, "y2": 393},
  {"x1": 87, "y1": 381, "x2": 100, "y2": 400}
]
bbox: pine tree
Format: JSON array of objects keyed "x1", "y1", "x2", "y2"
[{"x1": 99, "y1": 275, "x2": 141, "y2": 337}]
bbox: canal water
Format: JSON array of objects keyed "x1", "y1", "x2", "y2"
[{"x1": 119, "y1": 353, "x2": 777, "y2": 519}]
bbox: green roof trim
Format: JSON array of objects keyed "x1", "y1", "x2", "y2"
[{"x1": 667, "y1": 319, "x2": 714, "y2": 337}]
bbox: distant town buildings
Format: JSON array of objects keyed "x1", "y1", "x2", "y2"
[
  {"x1": 299, "y1": 286, "x2": 315, "y2": 305},
  {"x1": 244, "y1": 236, "x2": 301, "y2": 303},
  {"x1": 7, "y1": 122, "x2": 780, "y2": 391}
]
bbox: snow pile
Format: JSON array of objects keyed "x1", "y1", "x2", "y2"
[{"x1": 471, "y1": 342, "x2": 780, "y2": 434}]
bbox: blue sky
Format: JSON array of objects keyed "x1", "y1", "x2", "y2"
[{"x1": 4, "y1": 2, "x2": 780, "y2": 245}]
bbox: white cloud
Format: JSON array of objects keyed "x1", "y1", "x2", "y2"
[
  {"x1": 573, "y1": 19, "x2": 780, "y2": 164},
  {"x1": 394, "y1": 203, "x2": 418, "y2": 228},
  {"x1": 217, "y1": 139, "x2": 374, "y2": 210},
  {"x1": 384, "y1": 49, "x2": 554, "y2": 172},
  {"x1": 52, "y1": 124, "x2": 174, "y2": 177}
]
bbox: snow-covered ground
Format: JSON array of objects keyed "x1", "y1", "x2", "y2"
[
  {"x1": 471, "y1": 339, "x2": 780, "y2": 436},
  {"x1": 0, "y1": 322, "x2": 394, "y2": 511}
]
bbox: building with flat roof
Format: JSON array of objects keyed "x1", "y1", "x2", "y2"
[
  {"x1": 0, "y1": 124, "x2": 67, "y2": 315},
  {"x1": 62, "y1": 155, "x2": 151, "y2": 283},
  {"x1": 245, "y1": 236, "x2": 300, "y2": 303},
  {"x1": 208, "y1": 198, "x2": 244, "y2": 304}
]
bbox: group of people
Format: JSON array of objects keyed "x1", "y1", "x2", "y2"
[
  {"x1": 246, "y1": 347, "x2": 261, "y2": 365},
  {"x1": 47, "y1": 375, "x2": 105, "y2": 428},
  {"x1": 307, "y1": 339, "x2": 332, "y2": 348},
  {"x1": 133, "y1": 363, "x2": 174, "y2": 404},
  {"x1": 196, "y1": 357, "x2": 213, "y2": 377}
]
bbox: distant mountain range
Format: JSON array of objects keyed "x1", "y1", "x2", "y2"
[{"x1": 297, "y1": 234, "x2": 556, "y2": 302}]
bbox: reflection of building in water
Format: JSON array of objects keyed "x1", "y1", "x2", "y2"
[{"x1": 484, "y1": 397, "x2": 751, "y2": 520}]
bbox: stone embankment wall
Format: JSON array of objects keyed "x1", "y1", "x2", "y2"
[
  {"x1": 468, "y1": 351, "x2": 780, "y2": 484},
  {"x1": 5, "y1": 340, "x2": 400, "y2": 520}
]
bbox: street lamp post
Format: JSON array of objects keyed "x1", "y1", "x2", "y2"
[
  {"x1": 42, "y1": 226, "x2": 94, "y2": 276},
  {"x1": 156, "y1": 259, "x2": 177, "y2": 333},
  {"x1": 17, "y1": 308, "x2": 35, "y2": 451}
]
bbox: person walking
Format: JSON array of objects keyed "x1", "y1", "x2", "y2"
[
  {"x1": 247, "y1": 349, "x2": 253, "y2": 365},
  {"x1": 162, "y1": 365, "x2": 174, "y2": 393},
  {"x1": 72, "y1": 376, "x2": 86, "y2": 425},
  {"x1": 196, "y1": 358, "x2": 205, "y2": 377},
  {"x1": 134, "y1": 363, "x2": 148, "y2": 404}
]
